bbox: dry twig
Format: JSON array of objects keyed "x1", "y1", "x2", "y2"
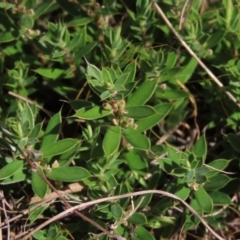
[
  {"x1": 21, "y1": 190, "x2": 224, "y2": 240},
  {"x1": 152, "y1": 1, "x2": 240, "y2": 108}
]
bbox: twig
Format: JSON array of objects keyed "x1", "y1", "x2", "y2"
[
  {"x1": 111, "y1": 196, "x2": 145, "y2": 230},
  {"x1": 29, "y1": 182, "x2": 84, "y2": 205},
  {"x1": 156, "y1": 123, "x2": 181, "y2": 145},
  {"x1": 176, "y1": 79, "x2": 200, "y2": 140},
  {"x1": 0, "y1": 183, "x2": 84, "y2": 230},
  {"x1": 0, "y1": 191, "x2": 10, "y2": 240},
  {"x1": 152, "y1": 1, "x2": 240, "y2": 108},
  {"x1": 179, "y1": 0, "x2": 194, "y2": 31},
  {"x1": 8, "y1": 91, "x2": 52, "y2": 117},
  {"x1": 21, "y1": 190, "x2": 224, "y2": 240},
  {"x1": 0, "y1": 128, "x2": 118, "y2": 240}
]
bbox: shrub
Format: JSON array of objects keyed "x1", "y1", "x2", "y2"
[{"x1": 0, "y1": 1, "x2": 239, "y2": 239}]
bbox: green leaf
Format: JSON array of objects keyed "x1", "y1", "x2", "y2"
[
  {"x1": 75, "y1": 42, "x2": 96, "y2": 59},
  {"x1": 204, "y1": 174, "x2": 232, "y2": 190},
  {"x1": 41, "y1": 139, "x2": 80, "y2": 157},
  {"x1": 74, "y1": 106, "x2": 112, "y2": 120},
  {"x1": 22, "y1": 103, "x2": 34, "y2": 131},
  {"x1": 58, "y1": 141, "x2": 81, "y2": 167},
  {"x1": 195, "y1": 175, "x2": 207, "y2": 184},
  {"x1": 227, "y1": 133, "x2": 240, "y2": 151},
  {"x1": 193, "y1": 134, "x2": 207, "y2": 161},
  {"x1": 195, "y1": 166, "x2": 208, "y2": 175},
  {"x1": 205, "y1": 30, "x2": 225, "y2": 48},
  {"x1": 46, "y1": 167, "x2": 90, "y2": 182},
  {"x1": 158, "y1": 158, "x2": 181, "y2": 174},
  {"x1": 57, "y1": 0, "x2": 82, "y2": 15},
  {"x1": 170, "y1": 168, "x2": 187, "y2": 177},
  {"x1": 103, "y1": 126, "x2": 121, "y2": 156},
  {"x1": 100, "y1": 90, "x2": 111, "y2": 100},
  {"x1": 0, "y1": 2, "x2": 15, "y2": 9},
  {"x1": 160, "y1": 89, "x2": 189, "y2": 99},
  {"x1": 165, "y1": 52, "x2": 177, "y2": 68},
  {"x1": 125, "y1": 106, "x2": 155, "y2": 119},
  {"x1": 0, "y1": 29, "x2": 23, "y2": 43},
  {"x1": 114, "y1": 73, "x2": 129, "y2": 86},
  {"x1": 194, "y1": 186, "x2": 213, "y2": 213},
  {"x1": 110, "y1": 203, "x2": 123, "y2": 220},
  {"x1": 34, "y1": 1, "x2": 56, "y2": 19},
  {"x1": 67, "y1": 28, "x2": 85, "y2": 51},
  {"x1": 102, "y1": 68, "x2": 113, "y2": 85},
  {"x1": 129, "y1": 212, "x2": 147, "y2": 225},
  {"x1": 29, "y1": 206, "x2": 48, "y2": 224},
  {"x1": 68, "y1": 17, "x2": 93, "y2": 27},
  {"x1": 134, "y1": 194, "x2": 153, "y2": 209},
  {"x1": 160, "y1": 67, "x2": 180, "y2": 82},
  {"x1": 206, "y1": 159, "x2": 231, "y2": 177},
  {"x1": 123, "y1": 61, "x2": 137, "y2": 84},
  {"x1": 123, "y1": 128, "x2": 150, "y2": 150},
  {"x1": 136, "y1": 103, "x2": 172, "y2": 131},
  {"x1": 134, "y1": 226, "x2": 155, "y2": 240},
  {"x1": 0, "y1": 161, "x2": 24, "y2": 180},
  {"x1": 223, "y1": 0, "x2": 233, "y2": 28},
  {"x1": 20, "y1": 14, "x2": 34, "y2": 29},
  {"x1": 124, "y1": 151, "x2": 148, "y2": 170},
  {"x1": 174, "y1": 185, "x2": 191, "y2": 200},
  {"x1": 176, "y1": 58, "x2": 198, "y2": 83},
  {"x1": 29, "y1": 122, "x2": 43, "y2": 139},
  {"x1": 69, "y1": 100, "x2": 94, "y2": 111},
  {"x1": 41, "y1": 112, "x2": 62, "y2": 148},
  {"x1": 0, "y1": 167, "x2": 26, "y2": 185},
  {"x1": 35, "y1": 68, "x2": 65, "y2": 80},
  {"x1": 114, "y1": 183, "x2": 131, "y2": 207},
  {"x1": 86, "y1": 62, "x2": 102, "y2": 82},
  {"x1": 208, "y1": 191, "x2": 232, "y2": 205},
  {"x1": 32, "y1": 168, "x2": 49, "y2": 199},
  {"x1": 126, "y1": 78, "x2": 158, "y2": 107},
  {"x1": 168, "y1": 145, "x2": 183, "y2": 164}
]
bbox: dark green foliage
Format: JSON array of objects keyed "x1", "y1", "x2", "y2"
[{"x1": 0, "y1": 0, "x2": 239, "y2": 240}]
